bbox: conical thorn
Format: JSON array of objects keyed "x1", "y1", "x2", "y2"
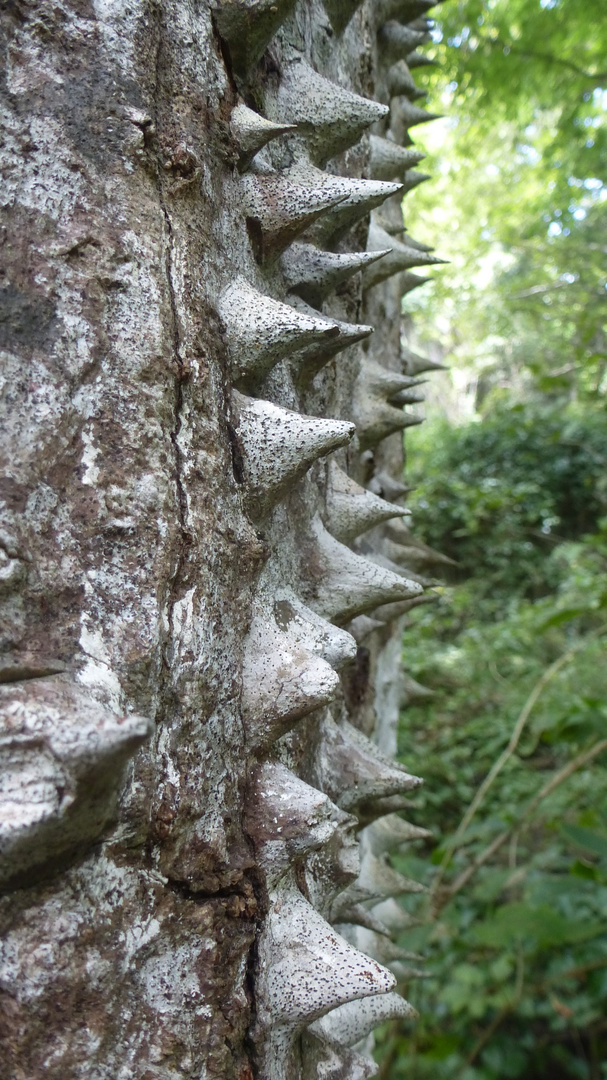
[
  {"x1": 232, "y1": 392, "x2": 354, "y2": 520},
  {"x1": 266, "y1": 59, "x2": 389, "y2": 166},
  {"x1": 230, "y1": 103, "x2": 297, "y2": 171}
]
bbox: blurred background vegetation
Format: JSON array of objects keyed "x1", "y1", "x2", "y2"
[{"x1": 376, "y1": 1, "x2": 607, "y2": 1077}]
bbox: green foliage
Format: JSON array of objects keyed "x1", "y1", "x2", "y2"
[
  {"x1": 410, "y1": 405, "x2": 607, "y2": 599},
  {"x1": 400, "y1": 0, "x2": 607, "y2": 404},
  {"x1": 377, "y1": 526, "x2": 607, "y2": 1077},
  {"x1": 432, "y1": 0, "x2": 607, "y2": 196},
  {"x1": 380, "y1": 396, "x2": 607, "y2": 1077},
  {"x1": 373, "y1": 4, "x2": 607, "y2": 1076}
]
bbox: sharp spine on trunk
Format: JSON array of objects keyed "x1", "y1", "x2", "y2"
[
  {"x1": 330, "y1": 870, "x2": 418, "y2": 918},
  {"x1": 335, "y1": 924, "x2": 424, "y2": 968},
  {"x1": 354, "y1": 361, "x2": 424, "y2": 398},
  {"x1": 388, "y1": 386, "x2": 426, "y2": 406},
  {"x1": 386, "y1": 59, "x2": 421, "y2": 98},
  {"x1": 363, "y1": 813, "x2": 432, "y2": 855},
  {"x1": 338, "y1": 849, "x2": 427, "y2": 907},
  {"x1": 390, "y1": 99, "x2": 442, "y2": 130},
  {"x1": 357, "y1": 793, "x2": 419, "y2": 828},
  {"x1": 310, "y1": 991, "x2": 417, "y2": 1048},
  {"x1": 402, "y1": 169, "x2": 432, "y2": 193},
  {"x1": 353, "y1": 360, "x2": 424, "y2": 449},
  {"x1": 218, "y1": 277, "x2": 345, "y2": 387},
  {"x1": 241, "y1": 613, "x2": 341, "y2": 747},
  {"x1": 211, "y1": 0, "x2": 297, "y2": 79},
  {"x1": 364, "y1": 220, "x2": 445, "y2": 288},
  {"x1": 400, "y1": 270, "x2": 432, "y2": 294},
  {"x1": 400, "y1": 671, "x2": 436, "y2": 705},
  {"x1": 371, "y1": 592, "x2": 436, "y2": 623},
  {"x1": 378, "y1": 21, "x2": 427, "y2": 60},
  {"x1": 0, "y1": 678, "x2": 151, "y2": 890},
  {"x1": 287, "y1": 297, "x2": 373, "y2": 385},
  {"x1": 302, "y1": 811, "x2": 362, "y2": 917},
  {"x1": 232, "y1": 393, "x2": 354, "y2": 520},
  {"x1": 240, "y1": 166, "x2": 352, "y2": 264},
  {"x1": 402, "y1": 344, "x2": 446, "y2": 374},
  {"x1": 368, "y1": 470, "x2": 411, "y2": 501},
  {"x1": 368, "y1": 551, "x2": 434, "y2": 589},
  {"x1": 384, "y1": 537, "x2": 453, "y2": 572},
  {"x1": 282, "y1": 243, "x2": 390, "y2": 306},
  {"x1": 304, "y1": 178, "x2": 403, "y2": 246},
  {"x1": 369, "y1": 134, "x2": 425, "y2": 181},
  {"x1": 334, "y1": 901, "x2": 394, "y2": 935},
  {"x1": 325, "y1": 461, "x2": 410, "y2": 543},
  {"x1": 312, "y1": 715, "x2": 422, "y2": 812},
  {"x1": 266, "y1": 60, "x2": 388, "y2": 165},
  {"x1": 384, "y1": 517, "x2": 457, "y2": 567},
  {"x1": 230, "y1": 104, "x2": 297, "y2": 171},
  {"x1": 273, "y1": 593, "x2": 358, "y2": 669},
  {"x1": 256, "y1": 887, "x2": 396, "y2": 1035},
  {"x1": 371, "y1": 897, "x2": 420, "y2": 932},
  {"x1": 245, "y1": 762, "x2": 355, "y2": 885},
  {"x1": 303, "y1": 516, "x2": 423, "y2": 623}
]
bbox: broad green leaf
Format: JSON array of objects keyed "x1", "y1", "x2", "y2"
[{"x1": 561, "y1": 824, "x2": 607, "y2": 860}]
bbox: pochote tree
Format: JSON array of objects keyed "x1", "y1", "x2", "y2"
[{"x1": 0, "y1": 0, "x2": 449, "y2": 1076}]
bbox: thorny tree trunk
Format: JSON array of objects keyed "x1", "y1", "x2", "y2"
[{"x1": 0, "y1": 0, "x2": 449, "y2": 1075}]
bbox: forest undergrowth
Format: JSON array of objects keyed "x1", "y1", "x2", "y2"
[{"x1": 376, "y1": 0, "x2": 607, "y2": 1076}]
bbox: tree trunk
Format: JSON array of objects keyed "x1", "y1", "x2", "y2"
[{"x1": 0, "y1": 0, "x2": 443, "y2": 1075}]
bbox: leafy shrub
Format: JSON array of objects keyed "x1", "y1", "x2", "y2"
[{"x1": 410, "y1": 406, "x2": 607, "y2": 600}]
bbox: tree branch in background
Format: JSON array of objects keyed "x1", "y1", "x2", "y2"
[
  {"x1": 456, "y1": 950, "x2": 526, "y2": 1075},
  {"x1": 429, "y1": 626, "x2": 607, "y2": 908},
  {"x1": 442, "y1": 737, "x2": 607, "y2": 909},
  {"x1": 473, "y1": 31, "x2": 607, "y2": 81}
]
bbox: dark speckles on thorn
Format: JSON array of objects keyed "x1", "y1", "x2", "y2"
[
  {"x1": 265, "y1": 60, "x2": 389, "y2": 166},
  {"x1": 240, "y1": 167, "x2": 351, "y2": 265},
  {"x1": 230, "y1": 104, "x2": 297, "y2": 172},
  {"x1": 281, "y1": 243, "x2": 390, "y2": 307},
  {"x1": 303, "y1": 515, "x2": 423, "y2": 623},
  {"x1": 217, "y1": 277, "x2": 342, "y2": 388},
  {"x1": 325, "y1": 460, "x2": 410, "y2": 543},
  {"x1": 312, "y1": 714, "x2": 422, "y2": 813},
  {"x1": 0, "y1": 678, "x2": 152, "y2": 891},
  {"x1": 211, "y1": 0, "x2": 298, "y2": 79},
  {"x1": 257, "y1": 887, "x2": 396, "y2": 1032},
  {"x1": 310, "y1": 991, "x2": 417, "y2": 1048},
  {"x1": 303, "y1": 175, "x2": 403, "y2": 247},
  {"x1": 241, "y1": 613, "x2": 341, "y2": 748},
  {"x1": 232, "y1": 392, "x2": 354, "y2": 520}
]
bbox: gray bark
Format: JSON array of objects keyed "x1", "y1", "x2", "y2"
[{"x1": 0, "y1": 0, "x2": 444, "y2": 1075}]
